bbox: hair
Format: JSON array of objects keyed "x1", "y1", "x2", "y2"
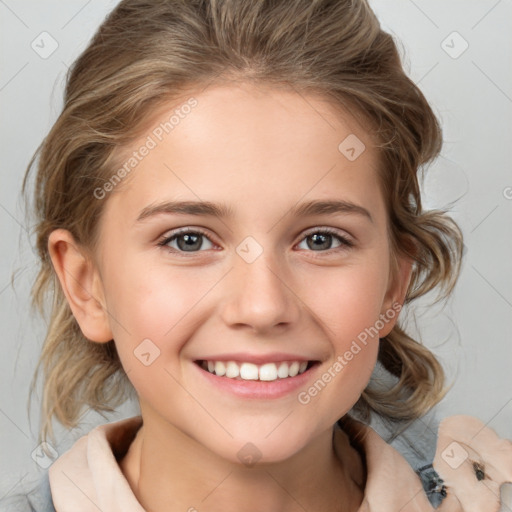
[{"x1": 24, "y1": 0, "x2": 463, "y2": 444}]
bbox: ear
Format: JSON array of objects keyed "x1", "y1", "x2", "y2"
[
  {"x1": 378, "y1": 253, "x2": 414, "y2": 338},
  {"x1": 48, "y1": 229, "x2": 113, "y2": 343}
]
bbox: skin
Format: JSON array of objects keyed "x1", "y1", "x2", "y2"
[{"x1": 49, "y1": 81, "x2": 412, "y2": 512}]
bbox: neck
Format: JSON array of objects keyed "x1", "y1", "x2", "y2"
[{"x1": 120, "y1": 415, "x2": 364, "y2": 512}]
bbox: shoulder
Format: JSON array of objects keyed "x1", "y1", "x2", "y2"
[
  {"x1": 431, "y1": 414, "x2": 512, "y2": 511},
  {"x1": 0, "y1": 471, "x2": 55, "y2": 512},
  {"x1": 48, "y1": 415, "x2": 144, "y2": 511},
  {"x1": 339, "y1": 413, "x2": 512, "y2": 511}
]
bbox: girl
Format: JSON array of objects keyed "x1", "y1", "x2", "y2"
[{"x1": 6, "y1": 0, "x2": 512, "y2": 510}]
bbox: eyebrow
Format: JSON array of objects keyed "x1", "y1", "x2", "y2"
[{"x1": 136, "y1": 199, "x2": 373, "y2": 223}]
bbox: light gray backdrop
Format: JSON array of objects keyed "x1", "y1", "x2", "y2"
[{"x1": 1, "y1": 0, "x2": 511, "y2": 498}]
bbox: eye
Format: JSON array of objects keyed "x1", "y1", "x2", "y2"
[
  {"x1": 157, "y1": 227, "x2": 354, "y2": 256},
  {"x1": 296, "y1": 228, "x2": 354, "y2": 253},
  {"x1": 157, "y1": 228, "x2": 216, "y2": 254}
]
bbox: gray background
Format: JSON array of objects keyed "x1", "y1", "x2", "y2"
[{"x1": 1, "y1": 0, "x2": 511, "y2": 498}]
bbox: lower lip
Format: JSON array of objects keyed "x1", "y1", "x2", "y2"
[{"x1": 192, "y1": 362, "x2": 319, "y2": 399}]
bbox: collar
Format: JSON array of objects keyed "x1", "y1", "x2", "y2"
[{"x1": 49, "y1": 414, "x2": 512, "y2": 511}]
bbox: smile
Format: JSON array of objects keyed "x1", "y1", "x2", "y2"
[{"x1": 196, "y1": 360, "x2": 313, "y2": 381}]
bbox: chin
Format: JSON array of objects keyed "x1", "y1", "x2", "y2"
[{"x1": 206, "y1": 431, "x2": 312, "y2": 468}]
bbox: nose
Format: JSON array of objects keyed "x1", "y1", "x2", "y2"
[{"x1": 219, "y1": 249, "x2": 301, "y2": 334}]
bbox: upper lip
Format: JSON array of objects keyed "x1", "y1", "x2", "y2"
[{"x1": 195, "y1": 352, "x2": 319, "y2": 364}]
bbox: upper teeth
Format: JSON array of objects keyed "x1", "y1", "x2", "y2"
[{"x1": 202, "y1": 360, "x2": 308, "y2": 381}]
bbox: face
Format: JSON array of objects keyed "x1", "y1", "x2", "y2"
[{"x1": 68, "y1": 82, "x2": 409, "y2": 464}]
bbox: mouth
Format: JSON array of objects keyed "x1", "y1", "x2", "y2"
[{"x1": 194, "y1": 359, "x2": 319, "y2": 382}]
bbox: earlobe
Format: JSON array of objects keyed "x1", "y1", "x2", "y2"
[
  {"x1": 48, "y1": 229, "x2": 113, "y2": 343},
  {"x1": 379, "y1": 255, "x2": 414, "y2": 338}
]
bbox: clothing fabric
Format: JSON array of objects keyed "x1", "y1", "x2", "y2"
[
  {"x1": 3, "y1": 414, "x2": 512, "y2": 511},
  {"x1": 0, "y1": 474, "x2": 55, "y2": 512}
]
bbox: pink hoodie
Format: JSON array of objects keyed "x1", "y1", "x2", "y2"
[{"x1": 48, "y1": 415, "x2": 512, "y2": 511}]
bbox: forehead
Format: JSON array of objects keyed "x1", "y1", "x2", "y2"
[{"x1": 102, "y1": 82, "x2": 383, "y2": 224}]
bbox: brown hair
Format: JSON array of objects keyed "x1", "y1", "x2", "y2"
[{"x1": 24, "y1": 0, "x2": 463, "y2": 444}]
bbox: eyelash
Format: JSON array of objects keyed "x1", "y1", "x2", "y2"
[{"x1": 157, "y1": 227, "x2": 354, "y2": 257}]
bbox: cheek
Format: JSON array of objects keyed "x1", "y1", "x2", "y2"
[
  {"x1": 302, "y1": 259, "x2": 390, "y2": 340},
  {"x1": 291, "y1": 260, "x2": 388, "y2": 410},
  {"x1": 101, "y1": 260, "x2": 211, "y2": 406},
  {"x1": 102, "y1": 255, "x2": 218, "y2": 356},
  {"x1": 100, "y1": 254, "x2": 192, "y2": 345}
]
